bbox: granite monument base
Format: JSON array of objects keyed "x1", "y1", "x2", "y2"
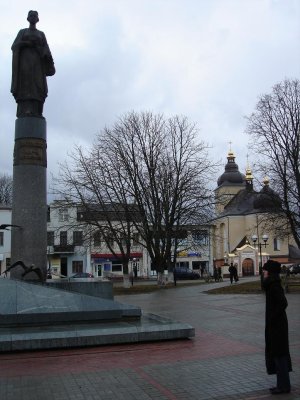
[
  {"x1": 45, "y1": 278, "x2": 114, "y2": 300},
  {"x1": 0, "y1": 279, "x2": 194, "y2": 352}
]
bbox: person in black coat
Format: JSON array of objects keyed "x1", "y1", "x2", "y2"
[
  {"x1": 228, "y1": 263, "x2": 238, "y2": 284},
  {"x1": 262, "y1": 260, "x2": 292, "y2": 395}
]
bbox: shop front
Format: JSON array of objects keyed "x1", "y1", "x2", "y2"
[{"x1": 91, "y1": 252, "x2": 143, "y2": 278}]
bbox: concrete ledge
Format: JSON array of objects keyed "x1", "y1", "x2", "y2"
[
  {"x1": 0, "y1": 279, "x2": 194, "y2": 352},
  {"x1": 0, "y1": 279, "x2": 140, "y2": 326},
  {"x1": 45, "y1": 279, "x2": 113, "y2": 300},
  {"x1": 0, "y1": 313, "x2": 195, "y2": 352}
]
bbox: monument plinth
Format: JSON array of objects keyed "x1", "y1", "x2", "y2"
[{"x1": 11, "y1": 117, "x2": 47, "y2": 280}]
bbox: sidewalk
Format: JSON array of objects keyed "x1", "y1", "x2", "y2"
[{"x1": 0, "y1": 277, "x2": 299, "y2": 399}]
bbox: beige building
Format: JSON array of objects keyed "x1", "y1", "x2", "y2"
[{"x1": 213, "y1": 150, "x2": 295, "y2": 277}]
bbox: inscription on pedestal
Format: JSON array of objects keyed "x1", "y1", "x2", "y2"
[{"x1": 14, "y1": 138, "x2": 47, "y2": 167}]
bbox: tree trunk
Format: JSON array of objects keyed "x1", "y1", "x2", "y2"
[
  {"x1": 168, "y1": 270, "x2": 175, "y2": 284},
  {"x1": 157, "y1": 271, "x2": 168, "y2": 286},
  {"x1": 123, "y1": 273, "x2": 131, "y2": 288}
]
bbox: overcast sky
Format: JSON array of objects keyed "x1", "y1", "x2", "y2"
[{"x1": 0, "y1": 0, "x2": 299, "y2": 193}]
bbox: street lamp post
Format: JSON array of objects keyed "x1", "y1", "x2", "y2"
[
  {"x1": 131, "y1": 258, "x2": 136, "y2": 286},
  {"x1": 251, "y1": 233, "x2": 269, "y2": 286},
  {"x1": 171, "y1": 254, "x2": 176, "y2": 286}
]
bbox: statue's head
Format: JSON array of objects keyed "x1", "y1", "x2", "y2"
[{"x1": 27, "y1": 10, "x2": 39, "y2": 24}]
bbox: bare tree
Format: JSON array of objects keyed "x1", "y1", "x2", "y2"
[
  {"x1": 0, "y1": 174, "x2": 13, "y2": 205},
  {"x1": 53, "y1": 147, "x2": 139, "y2": 286},
  {"x1": 246, "y1": 79, "x2": 300, "y2": 246},
  {"x1": 53, "y1": 111, "x2": 217, "y2": 284}
]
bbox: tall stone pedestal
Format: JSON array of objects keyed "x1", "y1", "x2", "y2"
[{"x1": 11, "y1": 117, "x2": 47, "y2": 280}]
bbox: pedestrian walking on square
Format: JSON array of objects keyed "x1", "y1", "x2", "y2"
[
  {"x1": 233, "y1": 264, "x2": 238, "y2": 282},
  {"x1": 213, "y1": 266, "x2": 218, "y2": 282},
  {"x1": 200, "y1": 265, "x2": 205, "y2": 279},
  {"x1": 262, "y1": 260, "x2": 292, "y2": 395},
  {"x1": 228, "y1": 263, "x2": 236, "y2": 284}
]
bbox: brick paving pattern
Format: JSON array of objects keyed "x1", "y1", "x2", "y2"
[{"x1": 0, "y1": 278, "x2": 299, "y2": 399}]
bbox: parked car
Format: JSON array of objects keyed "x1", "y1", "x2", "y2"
[
  {"x1": 174, "y1": 267, "x2": 200, "y2": 280},
  {"x1": 71, "y1": 272, "x2": 94, "y2": 278}
]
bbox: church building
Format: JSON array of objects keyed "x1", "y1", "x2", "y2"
[{"x1": 213, "y1": 149, "x2": 294, "y2": 277}]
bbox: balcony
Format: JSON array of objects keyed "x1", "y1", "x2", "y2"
[{"x1": 53, "y1": 245, "x2": 75, "y2": 254}]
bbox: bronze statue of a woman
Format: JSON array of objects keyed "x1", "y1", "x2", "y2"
[{"x1": 11, "y1": 10, "x2": 55, "y2": 118}]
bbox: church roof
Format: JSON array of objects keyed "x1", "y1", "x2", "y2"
[
  {"x1": 218, "y1": 181, "x2": 282, "y2": 217},
  {"x1": 253, "y1": 177, "x2": 282, "y2": 210},
  {"x1": 219, "y1": 187, "x2": 257, "y2": 217},
  {"x1": 217, "y1": 150, "x2": 246, "y2": 187},
  {"x1": 216, "y1": 150, "x2": 281, "y2": 217}
]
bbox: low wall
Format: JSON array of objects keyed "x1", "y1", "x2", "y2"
[{"x1": 45, "y1": 279, "x2": 113, "y2": 300}]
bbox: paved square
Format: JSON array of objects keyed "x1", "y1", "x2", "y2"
[{"x1": 0, "y1": 279, "x2": 299, "y2": 399}]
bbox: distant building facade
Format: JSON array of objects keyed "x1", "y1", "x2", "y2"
[
  {"x1": 8, "y1": 154, "x2": 294, "y2": 282},
  {"x1": 46, "y1": 201, "x2": 211, "y2": 278},
  {"x1": 47, "y1": 202, "x2": 89, "y2": 278},
  {"x1": 2, "y1": 202, "x2": 211, "y2": 279},
  {"x1": 213, "y1": 150, "x2": 296, "y2": 277}
]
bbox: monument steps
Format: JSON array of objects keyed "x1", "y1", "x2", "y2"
[{"x1": 0, "y1": 279, "x2": 194, "y2": 352}]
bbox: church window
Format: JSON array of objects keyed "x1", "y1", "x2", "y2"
[{"x1": 273, "y1": 237, "x2": 280, "y2": 251}]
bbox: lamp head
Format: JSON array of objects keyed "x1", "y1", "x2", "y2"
[{"x1": 251, "y1": 234, "x2": 258, "y2": 243}]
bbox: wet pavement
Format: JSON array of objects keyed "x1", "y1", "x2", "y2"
[{"x1": 0, "y1": 277, "x2": 299, "y2": 399}]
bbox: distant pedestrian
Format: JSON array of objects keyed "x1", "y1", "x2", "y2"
[
  {"x1": 200, "y1": 265, "x2": 205, "y2": 279},
  {"x1": 217, "y1": 266, "x2": 222, "y2": 281},
  {"x1": 173, "y1": 267, "x2": 177, "y2": 286},
  {"x1": 233, "y1": 264, "x2": 238, "y2": 282},
  {"x1": 262, "y1": 260, "x2": 292, "y2": 395},
  {"x1": 213, "y1": 266, "x2": 218, "y2": 282},
  {"x1": 228, "y1": 263, "x2": 235, "y2": 284}
]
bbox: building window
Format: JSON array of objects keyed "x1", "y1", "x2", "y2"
[
  {"x1": 72, "y1": 261, "x2": 83, "y2": 273},
  {"x1": 47, "y1": 231, "x2": 54, "y2": 246},
  {"x1": 132, "y1": 233, "x2": 139, "y2": 246},
  {"x1": 274, "y1": 238, "x2": 280, "y2": 251},
  {"x1": 59, "y1": 208, "x2": 69, "y2": 222},
  {"x1": 60, "y1": 231, "x2": 68, "y2": 246},
  {"x1": 93, "y1": 231, "x2": 101, "y2": 247},
  {"x1": 112, "y1": 264, "x2": 122, "y2": 272},
  {"x1": 47, "y1": 206, "x2": 51, "y2": 222},
  {"x1": 176, "y1": 261, "x2": 189, "y2": 268},
  {"x1": 192, "y1": 230, "x2": 208, "y2": 245},
  {"x1": 0, "y1": 232, "x2": 3, "y2": 246},
  {"x1": 6, "y1": 258, "x2": 11, "y2": 267},
  {"x1": 192, "y1": 261, "x2": 201, "y2": 270},
  {"x1": 73, "y1": 231, "x2": 83, "y2": 246},
  {"x1": 120, "y1": 236, "x2": 128, "y2": 246}
]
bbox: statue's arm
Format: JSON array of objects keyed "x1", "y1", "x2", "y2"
[
  {"x1": 11, "y1": 29, "x2": 31, "y2": 51},
  {"x1": 41, "y1": 31, "x2": 56, "y2": 76}
]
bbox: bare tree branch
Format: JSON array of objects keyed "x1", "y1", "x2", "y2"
[
  {"x1": 246, "y1": 78, "x2": 300, "y2": 246},
  {"x1": 0, "y1": 174, "x2": 13, "y2": 206},
  {"x1": 52, "y1": 111, "x2": 218, "y2": 281}
]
